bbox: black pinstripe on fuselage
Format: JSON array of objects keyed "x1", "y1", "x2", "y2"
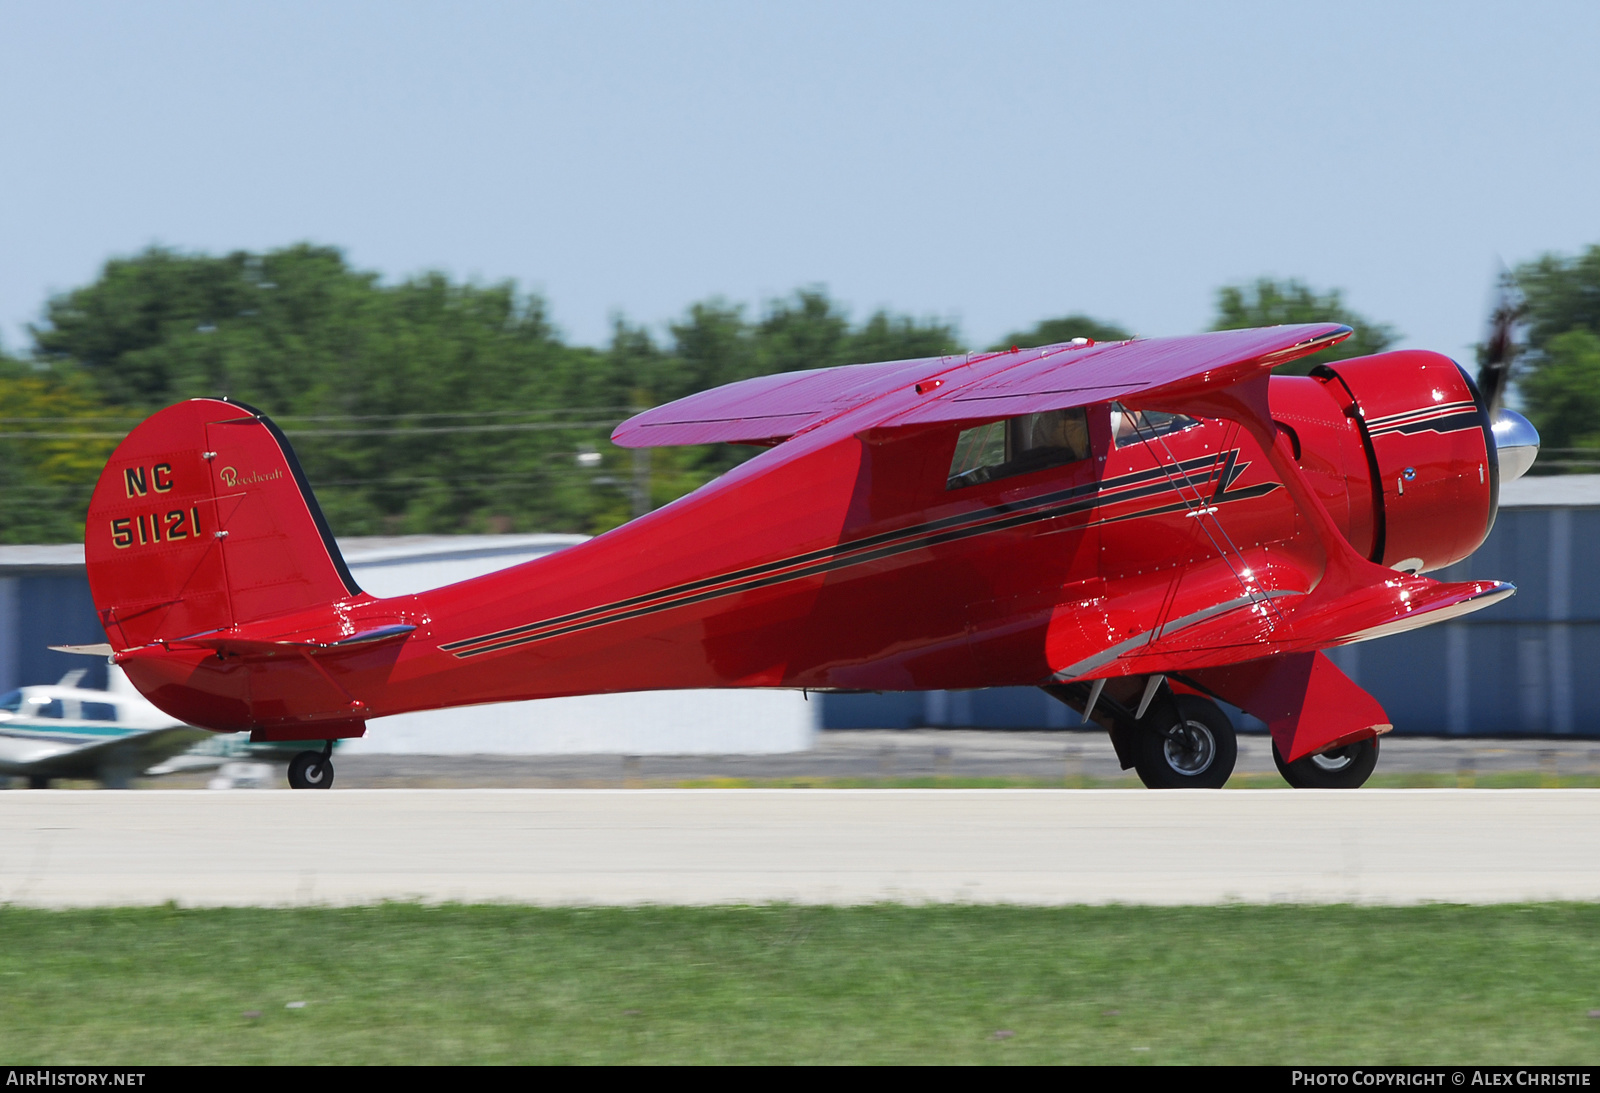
[{"x1": 441, "y1": 449, "x2": 1279, "y2": 658}]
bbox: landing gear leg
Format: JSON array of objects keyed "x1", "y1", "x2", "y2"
[
  {"x1": 1131, "y1": 692, "x2": 1238, "y2": 789},
  {"x1": 1273, "y1": 737, "x2": 1379, "y2": 789},
  {"x1": 1040, "y1": 679, "x2": 1239, "y2": 788},
  {"x1": 287, "y1": 741, "x2": 335, "y2": 790}
]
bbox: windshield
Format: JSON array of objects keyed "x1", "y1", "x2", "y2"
[
  {"x1": 1111, "y1": 404, "x2": 1200, "y2": 448},
  {"x1": 0, "y1": 690, "x2": 20, "y2": 714}
]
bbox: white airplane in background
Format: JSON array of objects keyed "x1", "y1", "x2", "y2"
[{"x1": 0, "y1": 665, "x2": 218, "y2": 788}]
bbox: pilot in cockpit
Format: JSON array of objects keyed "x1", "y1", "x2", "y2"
[{"x1": 1009, "y1": 407, "x2": 1091, "y2": 467}]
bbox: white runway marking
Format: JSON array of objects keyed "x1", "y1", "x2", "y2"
[{"x1": 2, "y1": 789, "x2": 1597, "y2": 908}]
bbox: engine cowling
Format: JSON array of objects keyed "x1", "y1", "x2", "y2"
[{"x1": 1269, "y1": 351, "x2": 1498, "y2": 574}]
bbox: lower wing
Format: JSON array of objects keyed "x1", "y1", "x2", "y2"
[{"x1": 1054, "y1": 570, "x2": 1511, "y2": 680}]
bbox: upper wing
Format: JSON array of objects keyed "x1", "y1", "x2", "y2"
[
  {"x1": 612, "y1": 325, "x2": 1349, "y2": 448},
  {"x1": 881, "y1": 325, "x2": 1349, "y2": 427},
  {"x1": 611, "y1": 353, "x2": 957, "y2": 448}
]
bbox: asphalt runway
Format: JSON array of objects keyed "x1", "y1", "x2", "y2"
[
  {"x1": 360, "y1": 731, "x2": 1600, "y2": 786},
  {"x1": 3, "y1": 789, "x2": 1598, "y2": 908},
  {"x1": 133, "y1": 730, "x2": 1600, "y2": 788}
]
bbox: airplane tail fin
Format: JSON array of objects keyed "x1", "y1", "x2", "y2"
[{"x1": 85, "y1": 398, "x2": 362, "y2": 651}]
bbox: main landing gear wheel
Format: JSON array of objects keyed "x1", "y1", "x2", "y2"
[
  {"x1": 1273, "y1": 737, "x2": 1379, "y2": 789},
  {"x1": 1132, "y1": 693, "x2": 1237, "y2": 789},
  {"x1": 287, "y1": 746, "x2": 335, "y2": 790}
]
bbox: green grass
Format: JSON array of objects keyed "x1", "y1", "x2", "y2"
[
  {"x1": 1360, "y1": 772, "x2": 1600, "y2": 790},
  {"x1": 4, "y1": 904, "x2": 1600, "y2": 1064}
]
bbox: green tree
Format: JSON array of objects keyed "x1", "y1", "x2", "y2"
[
  {"x1": 667, "y1": 300, "x2": 758, "y2": 401},
  {"x1": 850, "y1": 310, "x2": 963, "y2": 364},
  {"x1": 1509, "y1": 246, "x2": 1600, "y2": 466},
  {"x1": 665, "y1": 289, "x2": 961, "y2": 400},
  {"x1": 34, "y1": 245, "x2": 370, "y2": 410},
  {"x1": 0, "y1": 370, "x2": 125, "y2": 543},
  {"x1": 644, "y1": 289, "x2": 963, "y2": 512},
  {"x1": 990, "y1": 314, "x2": 1131, "y2": 351},
  {"x1": 1519, "y1": 328, "x2": 1600, "y2": 451},
  {"x1": 753, "y1": 290, "x2": 853, "y2": 378},
  {"x1": 1517, "y1": 246, "x2": 1600, "y2": 357},
  {"x1": 1210, "y1": 278, "x2": 1398, "y2": 374},
  {"x1": 15, "y1": 253, "x2": 964, "y2": 540},
  {"x1": 28, "y1": 245, "x2": 628, "y2": 537}
]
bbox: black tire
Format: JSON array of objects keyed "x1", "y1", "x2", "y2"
[
  {"x1": 287, "y1": 750, "x2": 334, "y2": 790},
  {"x1": 1132, "y1": 694, "x2": 1237, "y2": 789},
  {"x1": 1273, "y1": 737, "x2": 1379, "y2": 789},
  {"x1": 27, "y1": 775, "x2": 50, "y2": 790}
]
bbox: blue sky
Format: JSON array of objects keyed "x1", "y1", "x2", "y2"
[{"x1": 3, "y1": 1, "x2": 1598, "y2": 360}]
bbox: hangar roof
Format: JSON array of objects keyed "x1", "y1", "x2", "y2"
[{"x1": 1498, "y1": 474, "x2": 1600, "y2": 508}]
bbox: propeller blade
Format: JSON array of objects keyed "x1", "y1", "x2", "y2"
[{"x1": 1477, "y1": 268, "x2": 1524, "y2": 416}]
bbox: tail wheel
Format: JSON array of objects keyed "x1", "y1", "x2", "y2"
[
  {"x1": 287, "y1": 750, "x2": 335, "y2": 790},
  {"x1": 1132, "y1": 693, "x2": 1237, "y2": 789},
  {"x1": 1273, "y1": 737, "x2": 1379, "y2": 789}
]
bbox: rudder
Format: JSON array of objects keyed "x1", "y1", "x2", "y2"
[{"x1": 86, "y1": 398, "x2": 361, "y2": 650}]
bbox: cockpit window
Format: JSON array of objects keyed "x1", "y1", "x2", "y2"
[
  {"x1": 948, "y1": 407, "x2": 1091, "y2": 489},
  {"x1": 0, "y1": 690, "x2": 21, "y2": 713},
  {"x1": 1112, "y1": 404, "x2": 1200, "y2": 448}
]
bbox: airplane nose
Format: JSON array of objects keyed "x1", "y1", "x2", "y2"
[{"x1": 1491, "y1": 408, "x2": 1540, "y2": 482}]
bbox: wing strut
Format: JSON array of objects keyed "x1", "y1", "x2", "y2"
[
  {"x1": 1132, "y1": 372, "x2": 1390, "y2": 610},
  {"x1": 1119, "y1": 407, "x2": 1292, "y2": 639}
]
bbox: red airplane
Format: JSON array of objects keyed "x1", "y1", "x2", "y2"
[{"x1": 75, "y1": 323, "x2": 1539, "y2": 789}]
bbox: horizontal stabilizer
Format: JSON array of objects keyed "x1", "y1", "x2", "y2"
[
  {"x1": 48, "y1": 643, "x2": 115, "y2": 657},
  {"x1": 167, "y1": 623, "x2": 417, "y2": 661}
]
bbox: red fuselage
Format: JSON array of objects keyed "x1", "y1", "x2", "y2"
[{"x1": 113, "y1": 350, "x2": 1496, "y2": 736}]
